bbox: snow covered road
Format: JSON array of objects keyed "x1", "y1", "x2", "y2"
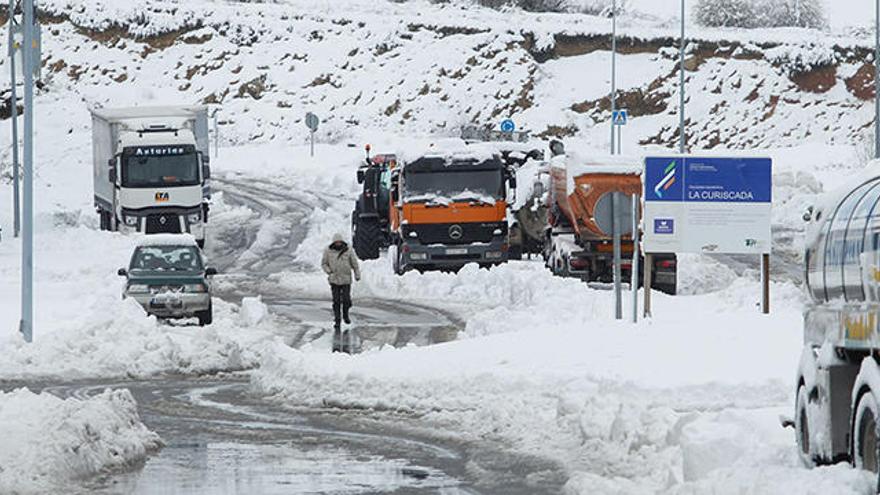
[{"x1": 0, "y1": 375, "x2": 566, "y2": 494}]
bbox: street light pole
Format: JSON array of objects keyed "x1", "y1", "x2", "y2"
[
  {"x1": 20, "y1": 0, "x2": 34, "y2": 343},
  {"x1": 8, "y1": 0, "x2": 20, "y2": 238},
  {"x1": 679, "y1": 0, "x2": 686, "y2": 154},
  {"x1": 610, "y1": 0, "x2": 617, "y2": 155}
]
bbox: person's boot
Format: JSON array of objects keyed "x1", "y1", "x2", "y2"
[{"x1": 343, "y1": 311, "x2": 351, "y2": 325}]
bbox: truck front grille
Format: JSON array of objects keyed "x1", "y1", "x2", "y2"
[
  {"x1": 405, "y1": 223, "x2": 506, "y2": 245},
  {"x1": 145, "y1": 214, "x2": 181, "y2": 234}
]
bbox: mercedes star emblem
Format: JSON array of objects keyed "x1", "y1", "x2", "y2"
[
  {"x1": 449, "y1": 225, "x2": 463, "y2": 240},
  {"x1": 159, "y1": 216, "x2": 167, "y2": 225}
]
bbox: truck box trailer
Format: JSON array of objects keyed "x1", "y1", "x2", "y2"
[{"x1": 91, "y1": 106, "x2": 211, "y2": 246}]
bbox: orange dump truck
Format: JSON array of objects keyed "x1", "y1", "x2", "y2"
[
  {"x1": 544, "y1": 153, "x2": 677, "y2": 294},
  {"x1": 387, "y1": 149, "x2": 516, "y2": 274}
]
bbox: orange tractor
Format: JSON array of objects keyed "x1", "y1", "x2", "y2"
[
  {"x1": 544, "y1": 153, "x2": 677, "y2": 294},
  {"x1": 384, "y1": 148, "x2": 517, "y2": 274}
]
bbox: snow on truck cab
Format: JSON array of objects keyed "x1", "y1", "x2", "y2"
[
  {"x1": 92, "y1": 106, "x2": 212, "y2": 247},
  {"x1": 117, "y1": 234, "x2": 217, "y2": 326},
  {"x1": 387, "y1": 148, "x2": 516, "y2": 274},
  {"x1": 795, "y1": 171, "x2": 880, "y2": 474}
]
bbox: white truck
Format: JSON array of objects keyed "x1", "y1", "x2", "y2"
[
  {"x1": 796, "y1": 170, "x2": 880, "y2": 483},
  {"x1": 92, "y1": 106, "x2": 212, "y2": 247}
]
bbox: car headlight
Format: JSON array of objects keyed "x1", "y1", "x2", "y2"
[
  {"x1": 124, "y1": 216, "x2": 138, "y2": 227},
  {"x1": 184, "y1": 283, "x2": 207, "y2": 293},
  {"x1": 127, "y1": 284, "x2": 150, "y2": 294},
  {"x1": 187, "y1": 212, "x2": 202, "y2": 224}
]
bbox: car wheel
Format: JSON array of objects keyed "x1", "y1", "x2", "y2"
[{"x1": 197, "y1": 302, "x2": 213, "y2": 327}]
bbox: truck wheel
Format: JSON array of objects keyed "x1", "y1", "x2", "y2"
[
  {"x1": 795, "y1": 385, "x2": 814, "y2": 467},
  {"x1": 854, "y1": 388, "x2": 880, "y2": 475},
  {"x1": 353, "y1": 215, "x2": 382, "y2": 260},
  {"x1": 197, "y1": 303, "x2": 213, "y2": 327}
]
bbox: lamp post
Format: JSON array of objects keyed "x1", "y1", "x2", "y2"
[
  {"x1": 679, "y1": 0, "x2": 686, "y2": 154},
  {"x1": 610, "y1": 0, "x2": 617, "y2": 155}
]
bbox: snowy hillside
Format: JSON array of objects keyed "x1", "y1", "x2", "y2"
[
  {"x1": 0, "y1": 0, "x2": 877, "y2": 150},
  {"x1": 2, "y1": 0, "x2": 880, "y2": 493}
]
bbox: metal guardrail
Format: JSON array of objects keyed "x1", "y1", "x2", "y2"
[{"x1": 460, "y1": 126, "x2": 531, "y2": 143}]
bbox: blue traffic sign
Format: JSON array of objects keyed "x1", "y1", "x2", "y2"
[
  {"x1": 500, "y1": 119, "x2": 516, "y2": 133},
  {"x1": 612, "y1": 109, "x2": 628, "y2": 126},
  {"x1": 645, "y1": 157, "x2": 772, "y2": 204}
]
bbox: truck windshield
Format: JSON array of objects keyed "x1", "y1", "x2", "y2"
[
  {"x1": 404, "y1": 169, "x2": 503, "y2": 203},
  {"x1": 122, "y1": 148, "x2": 199, "y2": 188},
  {"x1": 130, "y1": 246, "x2": 203, "y2": 273}
]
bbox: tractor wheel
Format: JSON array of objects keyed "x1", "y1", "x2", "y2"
[{"x1": 353, "y1": 215, "x2": 382, "y2": 260}]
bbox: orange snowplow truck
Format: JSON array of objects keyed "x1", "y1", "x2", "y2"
[
  {"x1": 545, "y1": 153, "x2": 677, "y2": 294},
  {"x1": 387, "y1": 149, "x2": 516, "y2": 274}
]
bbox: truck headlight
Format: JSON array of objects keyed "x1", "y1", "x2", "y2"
[
  {"x1": 409, "y1": 253, "x2": 428, "y2": 261},
  {"x1": 184, "y1": 283, "x2": 207, "y2": 293},
  {"x1": 127, "y1": 284, "x2": 150, "y2": 294},
  {"x1": 187, "y1": 212, "x2": 202, "y2": 224},
  {"x1": 124, "y1": 216, "x2": 138, "y2": 227}
]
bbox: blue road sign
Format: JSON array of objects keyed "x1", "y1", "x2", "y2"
[
  {"x1": 500, "y1": 119, "x2": 515, "y2": 133},
  {"x1": 645, "y1": 157, "x2": 771, "y2": 204},
  {"x1": 612, "y1": 109, "x2": 628, "y2": 126}
]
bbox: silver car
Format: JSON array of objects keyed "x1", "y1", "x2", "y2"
[{"x1": 118, "y1": 234, "x2": 217, "y2": 326}]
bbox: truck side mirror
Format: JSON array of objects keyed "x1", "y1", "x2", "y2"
[
  {"x1": 357, "y1": 169, "x2": 365, "y2": 184},
  {"x1": 202, "y1": 163, "x2": 211, "y2": 181},
  {"x1": 508, "y1": 176, "x2": 517, "y2": 189},
  {"x1": 108, "y1": 159, "x2": 117, "y2": 183},
  {"x1": 117, "y1": 268, "x2": 127, "y2": 276},
  {"x1": 205, "y1": 267, "x2": 218, "y2": 276}
]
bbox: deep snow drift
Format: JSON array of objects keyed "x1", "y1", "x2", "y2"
[{"x1": 0, "y1": 388, "x2": 162, "y2": 493}]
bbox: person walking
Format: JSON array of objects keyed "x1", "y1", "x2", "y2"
[{"x1": 321, "y1": 233, "x2": 361, "y2": 332}]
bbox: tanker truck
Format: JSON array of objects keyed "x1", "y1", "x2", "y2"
[
  {"x1": 91, "y1": 106, "x2": 212, "y2": 247},
  {"x1": 544, "y1": 152, "x2": 677, "y2": 294},
  {"x1": 794, "y1": 172, "x2": 880, "y2": 478}
]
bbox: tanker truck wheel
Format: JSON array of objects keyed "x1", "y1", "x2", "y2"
[
  {"x1": 795, "y1": 385, "x2": 815, "y2": 467},
  {"x1": 353, "y1": 215, "x2": 382, "y2": 260},
  {"x1": 853, "y1": 384, "x2": 880, "y2": 476}
]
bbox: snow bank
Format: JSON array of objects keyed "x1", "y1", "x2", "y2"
[
  {"x1": 255, "y1": 258, "x2": 807, "y2": 491},
  {"x1": 0, "y1": 226, "x2": 279, "y2": 381},
  {"x1": 0, "y1": 388, "x2": 161, "y2": 493}
]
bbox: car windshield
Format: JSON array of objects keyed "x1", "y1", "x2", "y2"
[
  {"x1": 130, "y1": 246, "x2": 203, "y2": 273},
  {"x1": 404, "y1": 169, "x2": 503, "y2": 203},
  {"x1": 122, "y1": 149, "x2": 199, "y2": 188}
]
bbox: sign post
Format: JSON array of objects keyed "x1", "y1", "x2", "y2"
[
  {"x1": 643, "y1": 156, "x2": 773, "y2": 314},
  {"x1": 631, "y1": 193, "x2": 640, "y2": 323},
  {"x1": 612, "y1": 192, "x2": 622, "y2": 320},
  {"x1": 596, "y1": 192, "x2": 633, "y2": 321},
  {"x1": 305, "y1": 112, "x2": 319, "y2": 157}
]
